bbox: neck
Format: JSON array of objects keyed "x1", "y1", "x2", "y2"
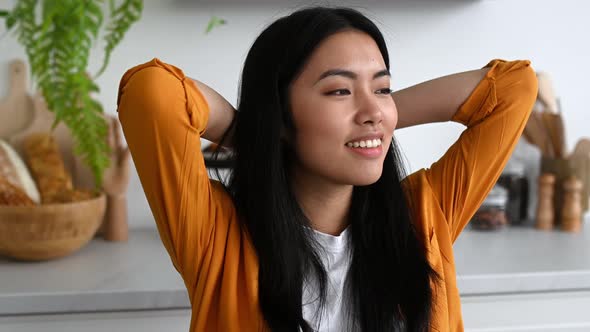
[{"x1": 291, "y1": 167, "x2": 353, "y2": 236}]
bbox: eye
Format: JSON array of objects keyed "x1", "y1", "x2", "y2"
[
  {"x1": 376, "y1": 88, "x2": 392, "y2": 95},
  {"x1": 325, "y1": 89, "x2": 351, "y2": 96}
]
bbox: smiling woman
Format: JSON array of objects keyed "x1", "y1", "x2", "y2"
[
  {"x1": 288, "y1": 31, "x2": 397, "y2": 193},
  {"x1": 116, "y1": 6, "x2": 537, "y2": 332}
]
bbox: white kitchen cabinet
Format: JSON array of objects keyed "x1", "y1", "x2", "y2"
[
  {"x1": 461, "y1": 291, "x2": 590, "y2": 331},
  {"x1": 0, "y1": 309, "x2": 190, "y2": 332},
  {"x1": 5, "y1": 292, "x2": 590, "y2": 332},
  {"x1": 3, "y1": 227, "x2": 590, "y2": 331}
]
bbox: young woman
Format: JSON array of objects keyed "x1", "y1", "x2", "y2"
[{"x1": 117, "y1": 6, "x2": 537, "y2": 332}]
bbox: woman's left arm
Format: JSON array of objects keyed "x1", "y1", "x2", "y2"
[
  {"x1": 399, "y1": 60, "x2": 538, "y2": 242},
  {"x1": 393, "y1": 68, "x2": 489, "y2": 129}
]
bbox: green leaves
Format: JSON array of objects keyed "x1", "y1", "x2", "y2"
[
  {"x1": 205, "y1": 15, "x2": 226, "y2": 34},
  {"x1": 95, "y1": 0, "x2": 142, "y2": 78},
  {"x1": 3, "y1": 2, "x2": 224, "y2": 187},
  {"x1": 0, "y1": 9, "x2": 15, "y2": 30},
  {"x1": 0, "y1": 9, "x2": 9, "y2": 25},
  {"x1": 3, "y1": 0, "x2": 144, "y2": 187}
]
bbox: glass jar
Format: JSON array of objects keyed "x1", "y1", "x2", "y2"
[
  {"x1": 471, "y1": 185, "x2": 508, "y2": 231},
  {"x1": 498, "y1": 161, "x2": 529, "y2": 225}
]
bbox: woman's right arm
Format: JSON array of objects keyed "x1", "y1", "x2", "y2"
[
  {"x1": 117, "y1": 59, "x2": 236, "y2": 287},
  {"x1": 190, "y1": 78, "x2": 236, "y2": 145}
]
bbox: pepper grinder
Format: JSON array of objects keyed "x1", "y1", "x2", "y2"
[
  {"x1": 536, "y1": 173, "x2": 556, "y2": 230},
  {"x1": 561, "y1": 176, "x2": 583, "y2": 233}
]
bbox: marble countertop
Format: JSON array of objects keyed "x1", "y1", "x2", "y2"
[
  {"x1": 2, "y1": 221, "x2": 590, "y2": 315},
  {"x1": 455, "y1": 221, "x2": 590, "y2": 296},
  {"x1": 0, "y1": 229, "x2": 188, "y2": 316}
]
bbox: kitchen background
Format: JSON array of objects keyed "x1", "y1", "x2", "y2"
[
  {"x1": 1, "y1": 0, "x2": 589, "y2": 227},
  {"x1": 2, "y1": 1, "x2": 590, "y2": 330}
]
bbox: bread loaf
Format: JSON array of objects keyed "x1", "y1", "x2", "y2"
[
  {"x1": 0, "y1": 176, "x2": 36, "y2": 206},
  {"x1": 22, "y1": 133, "x2": 73, "y2": 203},
  {"x1": 0, "y1": 139, "x2": 40, "y2": 203},
  {"x1": 49, "y1": 188, "x2": 96, "y2": 204}
]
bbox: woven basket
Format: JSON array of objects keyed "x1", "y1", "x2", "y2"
[{"x1": 0, "y1": 194, "x2": 106, "y2": 261}]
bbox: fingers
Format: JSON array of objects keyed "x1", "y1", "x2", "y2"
[
  {"x1": 118, "y1": 147, "x2": 131, "y2": 168},
  {"x1": 107, "y1": 117, "x2": 116, "y2": 150},
  {"x1": 112, "y1": 117, "x2": 124, "y2": 151},
  {"x1": 106, "y1": 116, "x2": 124, "y2": 151}
]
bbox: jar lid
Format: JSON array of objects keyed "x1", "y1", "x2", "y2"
[
  {"x1": 502, "y1": 160, "x2": 526, "y2": 175},
  {"x1": 482, "y1": 185, "x2": 508, "y2": 206}
]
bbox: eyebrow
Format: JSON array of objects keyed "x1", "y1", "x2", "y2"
[{"x1": 315, "y1": 68, "x2": 391, "y2": 84}]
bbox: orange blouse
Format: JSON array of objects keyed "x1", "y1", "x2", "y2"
[{"x1": 117, "y1": 58, "x2": 537, "y2": 331}]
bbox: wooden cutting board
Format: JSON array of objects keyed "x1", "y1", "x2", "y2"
[
  {"x1": 0, "y1": 59, "x2": 73, "y2": 175},
  {"x1": 8, "y1": 92, "x2": 77, "y2": 180},
  {"x1": 570, "y1": 138, "x2": 590, "y2": 212},
  {"x1": 2, "y1": 59, "x2": 107, "y2": 189},
  {"x1": 0, "y1": 60, "x2": 36, "y2": 140},
  {"x1": 572, "y1": 138, "x2": 590, "y2": 158}
]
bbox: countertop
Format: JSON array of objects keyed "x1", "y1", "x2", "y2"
[
  {"x1": 2, "y1": 220, "x2": 590, "y2": 315},
  {"x1": 455, "y1": 221, "x2": 590, "y2": 295}
]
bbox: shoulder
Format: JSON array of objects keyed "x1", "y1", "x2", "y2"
[{"x1": 117, "y1": 59, "x2": 186, "y2": 106}]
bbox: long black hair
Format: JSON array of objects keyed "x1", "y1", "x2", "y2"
[{"x1": 214, "y1": 6, "x2": 439, "y2": 332}]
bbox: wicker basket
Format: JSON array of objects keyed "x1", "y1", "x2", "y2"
[{"x1": 0, "y1": 194, "x2": 106, "y2": 261}]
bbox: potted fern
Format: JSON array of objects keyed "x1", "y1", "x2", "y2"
[{"x1": 0, "y1": 0, "x2": 143, "y2": 187}]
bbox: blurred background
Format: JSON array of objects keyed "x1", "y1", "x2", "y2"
[
  {"x1": 3, "y1": 0, "x2": 588, "y2": 227},
  {"x1": 1, "y1": 0, "x2": 590, "y2": 331}
]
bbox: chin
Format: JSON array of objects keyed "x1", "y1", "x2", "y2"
[{"x1": 346, "y1": 169, "x2": 383, "y2": 186}]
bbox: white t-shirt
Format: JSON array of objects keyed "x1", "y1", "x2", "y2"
[{"x1": 302, "y1": 226, "x2": 352, "y2": 331}]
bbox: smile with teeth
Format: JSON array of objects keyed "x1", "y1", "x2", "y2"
[{"x1": 346, "y1": 138, "x2": 382, "y2": 148}]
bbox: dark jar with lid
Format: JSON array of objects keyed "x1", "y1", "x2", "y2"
[
  {"x1": 497, "y1": 162, "x2": 529, "y2": 225},
  {"x1": 471, "y1": 185, "x2": 508, "y2": 231}
]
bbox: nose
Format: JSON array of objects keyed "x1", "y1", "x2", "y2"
[{"x1": 354, "y1": 90, "x2": 383, "y2": 126}]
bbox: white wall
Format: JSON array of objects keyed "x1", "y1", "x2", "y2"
[{"x1": 1, "y1": 0, "x2": 588, "y2": 228}]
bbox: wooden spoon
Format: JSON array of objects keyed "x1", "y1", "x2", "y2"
[
  {"x1": 537, "y1": 72, "x2": 559, "y2": 113},
  {"x1": 542, "y1": 111, "x2": 566, "y2": 158},
  {"x1": 524, "y1": 111, "x2": 554, "y2": 157}
]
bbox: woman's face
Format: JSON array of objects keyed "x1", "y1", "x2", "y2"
[{"x1": 289, "y1": 30, "x2": 397, "y2": 186}]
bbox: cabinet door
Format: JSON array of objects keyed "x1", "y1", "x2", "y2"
[
  {"x1": 462, "y1": 291, "x2": 590, "y2": 331},
  {"x1": 0, "y1": 309, "x2": 190, "y2": 332}
]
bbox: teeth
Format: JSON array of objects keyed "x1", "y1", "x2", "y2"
[{"x1": 346, "y1": 138, "x2": 382, "y2": 148}]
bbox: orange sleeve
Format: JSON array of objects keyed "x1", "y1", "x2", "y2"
[
  {"x1": 116, "y1": 58, "x2": 215, "y2": 281},
  {"x1": 425, "y1": 59, "x2": 538, "y2": 242}
]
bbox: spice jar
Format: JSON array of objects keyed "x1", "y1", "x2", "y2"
[{"x1": 471, "y1": 185, "x2": 509, "y2": 231}]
